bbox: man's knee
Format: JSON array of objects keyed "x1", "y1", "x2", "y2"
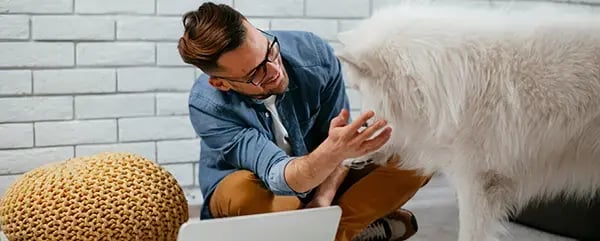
[{"x1": 209, "y1": 170, "x2": 274, "y2": 217}]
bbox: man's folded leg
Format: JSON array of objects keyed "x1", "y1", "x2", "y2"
[
  {"x1": 334, "y1": 155, "x2": 431, "y2": 241},
  {"x1": 209, "y1": 170, "x2": 303, "y2": 218}
]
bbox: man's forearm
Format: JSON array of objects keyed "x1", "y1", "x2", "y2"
[
  {"x1": 284, "y1": 147, "x2": 344, "y2": 193},
  {"x1": 312, "y1": 165, "x2": 349, "y2": 201}
]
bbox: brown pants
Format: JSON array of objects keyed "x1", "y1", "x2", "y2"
[{"x1": 209, "y1": 158, "x2": 430, "y2": 241}]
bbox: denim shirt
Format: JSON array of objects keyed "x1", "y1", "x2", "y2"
[{"x1": 187, "y1": 30, "x2": 351, "y2": 219}]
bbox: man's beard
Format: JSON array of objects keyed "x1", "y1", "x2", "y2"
[
  {"x1": 247, "y1": 75, "x2": 288, "y2": 99},
  {"x1": 246, "y1": 87, "x2": 286, "y2": 100}
]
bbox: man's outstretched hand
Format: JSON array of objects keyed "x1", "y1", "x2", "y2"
[
  {"x1": 284, "y1": 109, "x2": 391, "y2": 194},
  {"x1": 317, "y1": 109, "x2": 392, "y2": 162}
]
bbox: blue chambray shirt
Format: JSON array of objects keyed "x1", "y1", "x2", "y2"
[{"x1": 187, "y1": 30, "x2": 351, "y2": 219}]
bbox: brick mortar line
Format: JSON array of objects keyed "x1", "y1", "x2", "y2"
[
  {"x1": 154, "y1": 141, "x2": 158, "y2": 163},
  {"x1": 5, "y1": 115, "x2": 191, "y2": 122},
  {"x1": 0, "y1": 91, "x2": 192, "y2": 98},
  {"x1": 0, "y1": 39, "x2": 181, "y2": 43},
  {"x1": 153, "y1": 93, "x2": 158, "y2": 115},
  {"x1": 0, "y1": 137, "x2": 200, "y2": 151},
  {"x1": 1, "y1": 2, "x2": 599, "y2": 16},
  {"x1": 153, "y1": 0, "x2": 158, "y2": 15},
  {"x1": 0, "y1": 115, "x2": 194, "y2": 126},
  {"x1": 29, "y1": 69, "x2": 34, "y2": 96},
  {"x1": 0, "y1": 12, "x2": 374, "y2": 19},
  {"x1": 0, "y1": 65, "x2": 193, "y2": 70},
  {"x1": 116, "y1": 117, "x2": 120, "y2": 142},
  {"x1": 28, "y1": 16, "x2": 32, "y2": 40},
  {"x1": 0, "y1": 139, "x2": 198, "y2": 151},
  {"x1": 0, "y1": 94, "x2": 355, "y2": 101},
  {"x1": 71, "y1": 94, "x2": 75, "y2": 120},
  {"x1": 1, "y1": 35, "x2": 344, "y2": 43}
]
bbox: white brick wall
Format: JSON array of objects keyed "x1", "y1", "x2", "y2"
[
  {"x1": 0, "y1": 124, "x2": 33, "y2": 148},
  {"x1": 0, "y1": 147, "x2": 74, "y2": 175},
  {"x1": 0, "y1": 15, "x2": 29, "y2": 40},
  {"x1": 157, "y1": 43, "x2": 188, "y2": 66},
  {"x1": 0, "y1": 43, "x2": 74, "y2": 67},
  {"x1": 75, "y1": 94, "x2": 155, "y2": 119},
  {"x1": 117, "y1": 67, "x2": 195, "y2": 92},
  {"x1": 0, "y1": 70, "x2": 31, "y2": 95},
  {"x1": 75, "y1": 0, "x2": 154, "y2": 14},
  {"x1": 35, "y1": 120, "x2": 117, "y2": 146},
  {"x1": 3, "y1": 0, "x2": 73, "y2": 13},
  {"x1": 76, "y1": 43, "x2": 155, "y2": 66},
  {"x1": 34, "y1": 69, "x2": 116, "y2": 94},
  {"x1": 0, "y1": 0, "x2": 598, "y2": 207},
  {"x1": 32, "y1": 16, "x2": 115, "y2": 41},
  {"x1": 118, "y1": 116, "x2": 196, "y2": 142},
  {"x1": 76, "y1": 142, "x2": 156, "y2": 161},
  {"x1": 156, "y1": 93, "x2": 190, "y2": 115},
  {"x1": 0, "y1": 97, "x2": 73, "y2": 122},
  {"x1": 117, "y1": 17, "x2": 182, "y2": 40},
  {"x1": 235, "y1": 0, "x2": 304, "y2": 17}
]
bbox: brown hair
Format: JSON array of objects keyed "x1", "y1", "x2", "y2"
[{"x1": 178, "y1": 2, "x2": 247, "y2": 72}]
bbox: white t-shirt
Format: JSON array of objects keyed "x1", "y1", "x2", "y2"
[{"x1": 262, "y1": 95, "x2": 292, "y2": 155}]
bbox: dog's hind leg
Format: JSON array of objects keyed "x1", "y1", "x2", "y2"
[{"x1": 450, "y1": 170, "x2": 517, "y2": 241}]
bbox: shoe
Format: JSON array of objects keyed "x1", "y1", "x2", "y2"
[{"x1": 352, "y1": 209, "x2": 419, "y2": 241}]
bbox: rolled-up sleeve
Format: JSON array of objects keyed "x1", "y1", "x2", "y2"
[
  {"x1": 189, "y1": 99, "x2": 310, "y2": 197},
  {"x1": 266, "y1": 156, "x2": 301, "y2": 196}
]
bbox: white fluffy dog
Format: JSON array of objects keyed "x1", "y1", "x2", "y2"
[{"x1": 336, "y1": 2, "x2": 600, "y2": 241}]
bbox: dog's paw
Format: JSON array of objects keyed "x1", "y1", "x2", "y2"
[{"x1": 342, "y1": 157, "x2": 374, "y2": 169}]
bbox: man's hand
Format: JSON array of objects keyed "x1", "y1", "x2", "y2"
[
  {"x1": 284, "y1": 109, "x2": 391, "y2": 194},
  {"x1": 316, "y1": 109, "x2": 392, "y2": 161}
]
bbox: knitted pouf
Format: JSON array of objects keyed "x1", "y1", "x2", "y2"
[{"x1": 0, "y1": 152, "x2": 189, "y2": 241}]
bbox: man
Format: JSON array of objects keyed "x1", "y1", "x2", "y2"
[{"x1": 177, "y1": 2, "x2": 430, "y2": 241}]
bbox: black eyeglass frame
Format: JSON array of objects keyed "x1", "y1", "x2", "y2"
[{"x1": 212, "y1": 29, "x2": 280, "y2": 86}]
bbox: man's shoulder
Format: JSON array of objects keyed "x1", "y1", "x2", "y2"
[
  {"x1": 270, "y1": 30, "x2": 323, "y2": 43},
  {"x1": 269, "y1": 30, "x2": 336, "y2": 68}
]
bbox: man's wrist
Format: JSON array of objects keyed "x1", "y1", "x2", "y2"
[
  {"x1": 310, "y1": 139, "x2": 344, "y2": 165},
  {"x1": 267, "y1": 157, "x2": 311, "y2": 197},
  {"x1": 283, "y1": 146, "x2": 345, "y2": 194}
]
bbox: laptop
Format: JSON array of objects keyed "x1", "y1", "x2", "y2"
[{"x1": 177, "y1": 205, "x2": 342, "y2": 241}]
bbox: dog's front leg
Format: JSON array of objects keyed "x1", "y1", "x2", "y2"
[{"x1": 450, "y1": 170, "x2": 516, "y2": 241}]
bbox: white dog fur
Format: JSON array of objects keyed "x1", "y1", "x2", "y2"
[{"x1": 336, "y1": 2, "x2": 600, "y2": 241}]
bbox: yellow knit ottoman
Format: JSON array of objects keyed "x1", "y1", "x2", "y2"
[{"x1": 0, "y1": 152, "x2": 189, "y2": 241}]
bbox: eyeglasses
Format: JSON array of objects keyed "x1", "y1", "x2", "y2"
[{"x1": 214, "y1": 29, "x2": 281, "y2": 86}]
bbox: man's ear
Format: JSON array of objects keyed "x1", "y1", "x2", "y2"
[{"x1": 208, "y1": 77, "x2": 232, "y2": 92}]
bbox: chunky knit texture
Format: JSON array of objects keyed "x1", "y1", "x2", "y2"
[{"x1": 0, "y1": 152, "x2": 189, "y2": 241}]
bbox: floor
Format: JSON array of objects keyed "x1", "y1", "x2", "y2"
[{"x1": 401, "y1": 174, "x2": 575, "y2": 241}]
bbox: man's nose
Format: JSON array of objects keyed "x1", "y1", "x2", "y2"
[{"x1": 264, "y1": 61, "x2": 279, "y2": 76}]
